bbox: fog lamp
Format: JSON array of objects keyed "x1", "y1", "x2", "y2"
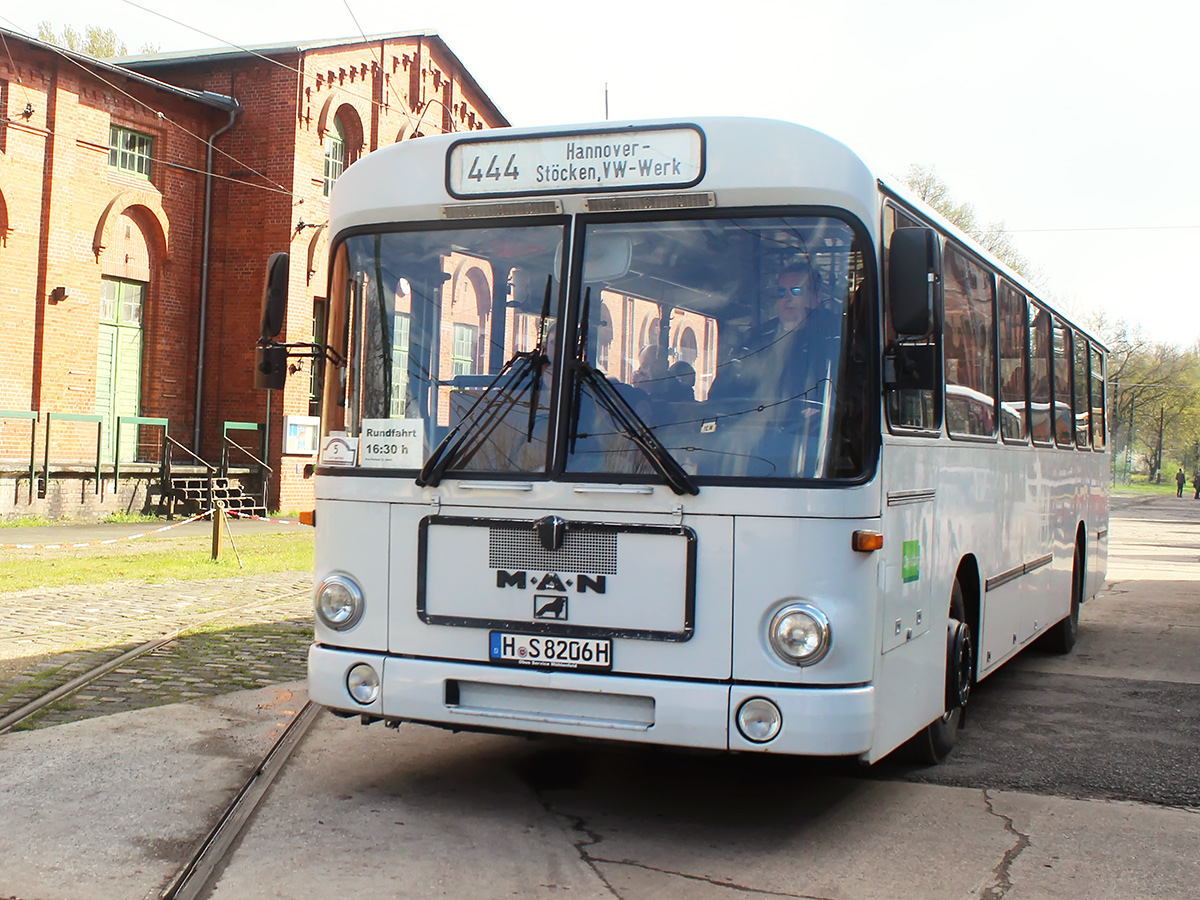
[
  {"x1": 346, "y1": 663, "x2": 380, "y2": 704},
  {"x1": 736, "y1": 697, "x2": 782, "y2": 743}
]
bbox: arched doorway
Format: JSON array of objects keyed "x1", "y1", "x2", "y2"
[{"x1": 97, "y1": 210, "x2": 152, "y2": 461}]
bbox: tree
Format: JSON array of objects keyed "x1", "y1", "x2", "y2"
[
  {"x1": 36, "y1": 21, "x2": 128, "y2": 58},
  {"x1": 902, "y1": 164, "x2": 1039, "y2": 282},
  {"x1": 1089, "y1": 311, "x2": 1200, "y2": 481}
]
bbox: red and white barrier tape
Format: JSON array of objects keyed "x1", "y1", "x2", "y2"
[
  {"x1": 0, "y1": 510, "x2": 213, "y2": 550},
  {"x1": 224, "y1": 510, "x2": 310, "y2": 526}
]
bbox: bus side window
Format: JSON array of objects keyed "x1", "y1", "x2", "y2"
[
  {"x1": 1028, "y1": 304, "x2": 1053, "y2": 445},
  {"x1": 1090, "y1": 343, "x2": 1107, "y2": 450},
  {"x1": 943, "y1": 244, "x2": 996, "y2": 440},
  {"x1": 998, "y1": 282, "x2": 1028, "y2": 443},
  {"x1": 1073, "y1": 328, "x2": 1091, "y2": 448},
  {"x1": 1051, "y1": 317, "x2": 1074, "y2": 447}
]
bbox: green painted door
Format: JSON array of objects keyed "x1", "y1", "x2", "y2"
[{"x1": 96, "y1": 278, "x2": 144, "y2": 462}]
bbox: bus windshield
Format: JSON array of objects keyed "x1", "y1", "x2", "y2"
[
  {"x1": 325, "y1": 213, "x2": 873, "y2": 484},
  {"x1": 326, "y1": 222, "x2": 566, "y2": 474},
  {"x1": 566, "y1": 215, "x2": 872, "y2": 481}
]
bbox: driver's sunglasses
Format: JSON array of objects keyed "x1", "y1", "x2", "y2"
[{"x1": 776, "y1": 285, "x2": 813, "y2": 298}]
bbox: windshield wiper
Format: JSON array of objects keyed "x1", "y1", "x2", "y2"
[
  {"x1": 570, "y1": 287, "x2": 698, "y2": 496},
  {"x1": 416, "y1": 276, "x2": 552, "y2": 487}
]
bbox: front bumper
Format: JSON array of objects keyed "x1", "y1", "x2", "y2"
[{"x1": 309, "y1": 643, "x2": 875, "y2": 756}]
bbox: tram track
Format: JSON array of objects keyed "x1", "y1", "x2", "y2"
[
  {"x1": 0, "y1": 589, "x2": 311, "y2": 734},
  {"x1": 159, "y1": 699, "x2": 323, "y2": 900}
]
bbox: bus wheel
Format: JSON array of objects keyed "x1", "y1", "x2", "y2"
[
  {"x1": 905, "y1": 580, "x2": 972, "y2": 765},
  {"x1": 1041, "y1": 538, "x2": 1084, "y2": 655}
]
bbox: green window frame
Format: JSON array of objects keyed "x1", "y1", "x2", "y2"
[
  {"x1": 390, "y1": 313, "x2": 411, "y2": 416},
  {"x1": 323, "y1": 120, "x2": 346, "y2": 196},
  {"x1": 109, "y1": 126, "x2": 153, "y2": 178},
  {"x1": 451, "y1": 323, "x2": 478, "y2": 377},
  {"x1": 100, "y1": 277, "x2": 145, "y2": 324}
]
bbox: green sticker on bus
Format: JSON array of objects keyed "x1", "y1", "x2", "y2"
[{"x1": 902, "y1": 540, "x2": 920, "y2": 583}]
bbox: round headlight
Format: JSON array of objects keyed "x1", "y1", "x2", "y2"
[
  {"x1": 346, "y1": 663, "x2": 380, "y2": 704},
  {"x1": 768, "y1": 603, "x2": 831, "y2": 666},
  {"x1": 736, "y1": 697, "x2": 782, "y2": 743},
  {"x1": 316, "y1": 574, "x2": 364, "y2": 630}
]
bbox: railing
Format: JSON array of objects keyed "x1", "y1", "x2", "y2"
[
  {"x1": 164, "y1": 432, "x2": 218, "y2": 513},
  {"x1": 43, "y1": 412, "x2": 103, "y2": 496},
  {"x1": 221, "y1": 422, "x2": 271, "y2": 509},
  {"x1": 114, "y1": 416, "x2": 169, "y2": 484},
  {"x1": 0, "y1": 410, "x2": 38, "y2": 503},
  {"x1": 2, "y1": 413, "x2": 285, "y2": 511}
]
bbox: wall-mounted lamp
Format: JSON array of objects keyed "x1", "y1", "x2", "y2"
[
  {"x1": 49, "y1": 286, "x2": 70, "y2": 303},
  {"x1": 22, "y1": 102, "x2": 35, "y2": 120}
]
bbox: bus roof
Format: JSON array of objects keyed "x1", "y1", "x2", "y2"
[
  {"x1": 328, "y1": 115, "x2": 1103, "y2": 350},
  {"x1": 329, "y1": 116, "x2": 879, "y2": 234}
]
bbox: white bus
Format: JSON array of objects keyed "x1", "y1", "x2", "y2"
[{"x1": 294, "y1": 117, "x2": 1109, "y2": 764}]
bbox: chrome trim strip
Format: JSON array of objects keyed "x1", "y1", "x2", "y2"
[
  {"x1": 456, "y1": 481, "x2": 534, "y2": 492},
  {"x1": 1027, "y1": 553, "x2": 1053, "y2": 571},
  {"x1": 573, "y1": 484, "x2": 656, "y2": 494},
  {"x1": 585, "y1": 191, "x2": 716, "y2": 212},
  {"x1": 985, "y1": 564, "x2": 1026, "y2": 593},
  {"x1": 886, "y1": 489, "x2": 936, "y2": 506},
  {"x1": 442, "y1": 199, "x2": 563, "y2": 219},
  {"x1": 986, "y1": 553, "x2": 1056, "y2": 592}
]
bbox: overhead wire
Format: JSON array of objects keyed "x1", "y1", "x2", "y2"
[
  {"x1": 339, "y1": 0, "x2": 457, "y2": 134},
  {"x1": 121, "y1": 0, "x2": 431, "y2": 135},
  {"x1": 3, "y1": 0, "x2": 467, "y2": 203},
  {"x1": 0, "y1": 14, "x2": 291, "y2": 197}
]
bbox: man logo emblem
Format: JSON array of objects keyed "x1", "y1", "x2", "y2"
[{"x1": 534, "y1": 595, "x2": 568, "y2": 620}]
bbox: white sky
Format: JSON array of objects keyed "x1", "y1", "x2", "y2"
[{"x1": 9, "y1": 0, "x2": 1200, "y2": 345}]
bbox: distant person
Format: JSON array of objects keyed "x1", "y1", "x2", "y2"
[
  {"x1": 1178, "y1": 467, "x2": 1187, "y2": 497},
  {"x1": 1193, "y1": 472, "x2": 1199, "y2": 500}
]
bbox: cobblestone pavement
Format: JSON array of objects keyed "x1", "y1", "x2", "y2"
[{"x1": 0, "y1": 572, "x2": 313, "y2": 729}]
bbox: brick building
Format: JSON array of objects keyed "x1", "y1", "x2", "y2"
[{"x1": 0, "y1": 28, "x2": 507, "y2": 517}]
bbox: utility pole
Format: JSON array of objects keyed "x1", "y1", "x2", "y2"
[
  {"x1": 1155, "y1": 405, "x2": 1165, "y2": 482},
  {"x1": 1126, "y1": 392, "x2": 1134, "y2": 483}
]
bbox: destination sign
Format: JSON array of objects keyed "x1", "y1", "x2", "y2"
[{"x1": 446, "y1": 126, "x2": 705, "y2": 198}]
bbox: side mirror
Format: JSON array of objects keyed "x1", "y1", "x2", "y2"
[
  {"x1": 254, "y1": 344, "x2": 287, "y2": 390},
  {"x1": 260, "y1": 252, "x2": 289, "y2": 339},
  {"x1": 888, "y1": 228, "x2": 941, "y2": 337}
]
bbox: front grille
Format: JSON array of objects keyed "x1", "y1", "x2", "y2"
[{"x1": 488, "y1": 525, "x2": 618, "y2": 574}]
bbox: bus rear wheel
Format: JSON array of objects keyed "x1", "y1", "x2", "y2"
[
  {"x1": 904, "y1": 580, "x2": 972, "y2": 765},
  {"x1": 1040, "y1": 538, "x2": 1084, "y2": 655}
]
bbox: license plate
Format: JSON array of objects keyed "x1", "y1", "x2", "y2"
[{"x1": 489, "y1": 632, "x2": 612, "y2": 672}]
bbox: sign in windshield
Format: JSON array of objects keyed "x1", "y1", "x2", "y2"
[{"x1": 446, "y1": 125, "x2": 705, "y2": 198}]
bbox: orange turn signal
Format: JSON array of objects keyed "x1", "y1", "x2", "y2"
[
  {"x1": 851, "y1": 530, "x2": 883, "y2": 552},
  {"x1": 299, "y1": 509, "x2": 316, "y2": 526}
]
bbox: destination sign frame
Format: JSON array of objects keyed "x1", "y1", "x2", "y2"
[{"x1": 446, "y1": 124, "x2": 706, "y2": 200}]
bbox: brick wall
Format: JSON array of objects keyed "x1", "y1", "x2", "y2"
[
  {"x1": 2, "y1": 31, "x2": 506, "y2": 517},
  {"x1": 0, "y1": 36, "x2": 224, "y2": 475}
]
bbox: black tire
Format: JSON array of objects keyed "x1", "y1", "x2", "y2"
[
  {"x1": 1040, "y1": 538, "x2": 1084, "y2": 654},
  {"x1": 903, "y1": 580, "x2": 973, "y2": 765}
]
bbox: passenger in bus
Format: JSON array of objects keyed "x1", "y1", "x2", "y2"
[
  {"x1": 631, "y1": 345, "x2": 669, "y2": 394},
  {"x1": 762, "y1": 261, "x2": 841, "y2": 407},
  {"x1": 665, "y1": 360, "x2": 698, "y2": 403},
  {"x1": 715, "y1": 261, "x2": 839, "y2": 396}
]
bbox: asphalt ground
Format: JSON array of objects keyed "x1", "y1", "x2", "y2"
[{"x1": 0, "y1": 492, "x2": 1197, "y2": 900}]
